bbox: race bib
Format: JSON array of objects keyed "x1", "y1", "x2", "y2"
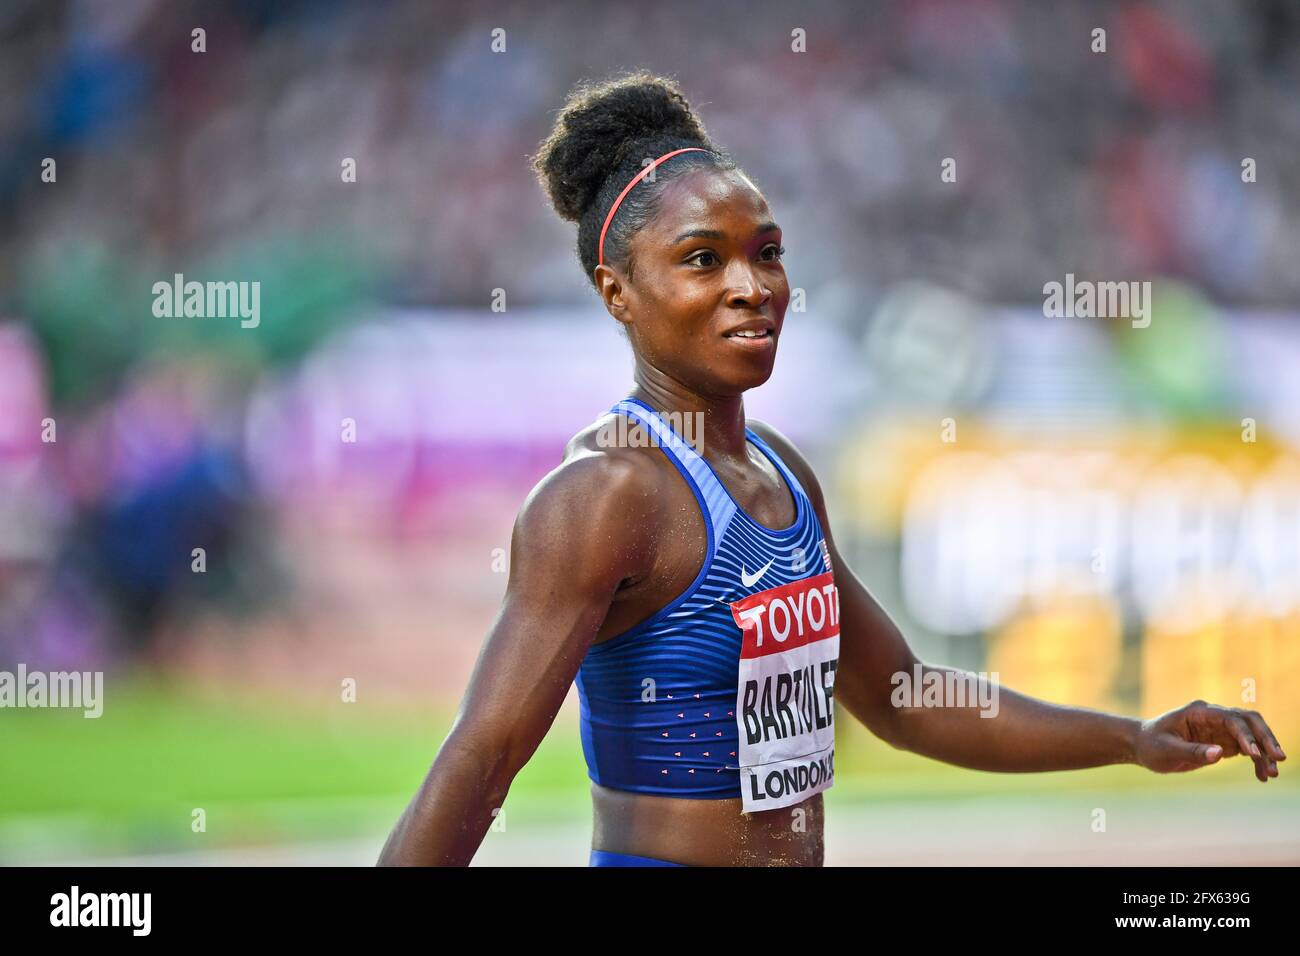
[{"x1": 729, "y1": 570, "x2": 839, "y2": 812}]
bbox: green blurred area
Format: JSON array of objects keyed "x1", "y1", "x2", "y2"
[
  {"x1": 3, "y1": 678, "x2": 1294, "y2": 863},
  {"x1": 20, "y1": 233, "x2": 378, "y2": 407}
]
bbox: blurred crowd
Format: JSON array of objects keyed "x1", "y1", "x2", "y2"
[
  {"x1": 2, "y1": 0, "x2": 1300, "y2": 318},
  {"x1": 2, "y1": 0, "x2": 1300, "y2": 681}
]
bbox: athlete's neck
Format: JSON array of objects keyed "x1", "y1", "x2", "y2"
[{"x1": 628, "y1": 374, "x2": 749, "y2": 461}]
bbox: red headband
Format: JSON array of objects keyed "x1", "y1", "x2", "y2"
[{"x1": 597, "y1": 147, "x2": 709, "y2": 266}]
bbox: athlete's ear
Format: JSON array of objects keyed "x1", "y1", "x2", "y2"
[{"x1": 594, "y1": 263, "x2": 632, "y2": 327}]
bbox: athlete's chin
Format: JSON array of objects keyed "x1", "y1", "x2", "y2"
[{"x1": 721, "y1": 351, "x2": 778, "y2": 391}]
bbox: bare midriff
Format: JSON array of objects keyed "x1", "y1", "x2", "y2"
[{"x1": 590, "y1": 782, "x2": 824, "y2": 866}]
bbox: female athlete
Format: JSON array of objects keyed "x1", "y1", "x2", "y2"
[{"x1": 378, "y1": 71, "x2": 1285, "y2": 867}]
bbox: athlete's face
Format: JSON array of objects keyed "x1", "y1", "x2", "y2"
[{"x1": 598, "y1": 168, "x2": 789, "y2": 396}]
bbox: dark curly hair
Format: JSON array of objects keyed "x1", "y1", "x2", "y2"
[{"x1": 532, "y1": 70, "x2": 738, "y2": 287}]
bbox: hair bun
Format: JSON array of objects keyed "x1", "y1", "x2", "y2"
[{"x1": 533, "y1": 71, "x2": 712, "y2": 223}]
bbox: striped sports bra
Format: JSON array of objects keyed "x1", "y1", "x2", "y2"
[{"x1": 575, "y1": 397, "x2": 840, "y2": 812}]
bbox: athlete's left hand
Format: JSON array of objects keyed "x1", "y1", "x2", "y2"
[{"x1": 1134, "y1": 700, "x2": 1286, "y2": 781}]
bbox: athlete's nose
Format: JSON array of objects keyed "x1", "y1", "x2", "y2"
[{"x1": 725, "y1": 261, "x2": 772, "y2": 309}]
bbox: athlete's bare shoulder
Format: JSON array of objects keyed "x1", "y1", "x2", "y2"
[
  {"x1": 506, "y1": 412, "x2": 672, "y2": 592},
  {"x1": 746, "y1": 418, "x2": 828, "y2": 511},
  {"x1": 559, "y1": 410, "x2": 677, "y2": 497}
]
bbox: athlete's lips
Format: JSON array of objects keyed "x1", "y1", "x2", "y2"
[
  {"x1": 722, "y1": 318, "x2": 777, "y2": 347},
  {"x1": 722, "y1": 318, "x2": 775, "y2": 336}
]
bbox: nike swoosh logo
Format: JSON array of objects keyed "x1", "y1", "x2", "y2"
[{"x1": 740, "y1": 558, "x2": 775, "y2": 589}]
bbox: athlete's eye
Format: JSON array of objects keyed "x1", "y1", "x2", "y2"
[
  {"x1": 686, "y1": 250, "x2": 720, "y2": 268},
  {"x1": 760, "y1": 244, "x2": 785, "y2": 261}
]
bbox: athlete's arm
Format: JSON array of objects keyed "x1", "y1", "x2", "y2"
[
  {"x1": 377, "y1": 443, "x2": 660, "y2": 865},
  {"x1": 747, "y1": 420, "x2": 1285, "y2": 783}
]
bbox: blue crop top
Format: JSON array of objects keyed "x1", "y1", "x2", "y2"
[{"x1": 574, "y1": 397, "x2": 841, "y2": 812}]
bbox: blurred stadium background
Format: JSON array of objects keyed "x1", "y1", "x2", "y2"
[{"x1": 1, "y1": 0, "x2": 1298, "y2": 865}]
